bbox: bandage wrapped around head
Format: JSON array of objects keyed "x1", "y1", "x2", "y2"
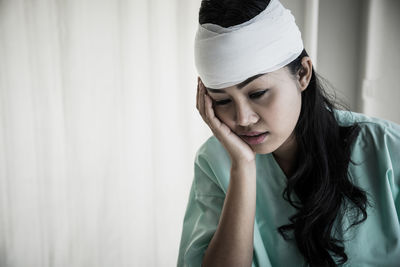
[{"x1": 194, "y1": 0, "x2": 304, "y2": 89}]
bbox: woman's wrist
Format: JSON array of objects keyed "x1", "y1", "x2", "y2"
[
  {"x1": 231, "y1": 159, "x2": 256, "y2": 170},
  {"x1": 231, "y1": 160, "x2": 256, "y2": 179}
]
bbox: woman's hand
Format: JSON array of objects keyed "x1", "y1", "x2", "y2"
[{"x1": 196, "y1": 77, "x2": 256, "y2": 165}]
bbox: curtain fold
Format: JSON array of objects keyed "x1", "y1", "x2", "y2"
[{"x1": 0, "y1": 0, "x2": 203, "y2": 266}]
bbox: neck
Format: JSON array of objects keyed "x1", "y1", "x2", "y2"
[{"x1": 273, "y1": 132, "x2": 298, "y2": 177}]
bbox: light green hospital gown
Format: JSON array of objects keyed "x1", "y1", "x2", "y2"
[{"x1": 177, "y1": 109, "x2": 400, "y2": 267}]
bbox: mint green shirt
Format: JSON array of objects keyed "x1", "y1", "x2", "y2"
[{"x1": 177, "y1": 110, "x2": 400, "y2": 266}]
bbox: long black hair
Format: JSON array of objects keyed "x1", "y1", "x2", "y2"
[{"x1": 199, "y1": 1, "x2": 371, "y2": 266}]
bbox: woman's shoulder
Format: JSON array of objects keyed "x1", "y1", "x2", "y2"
[
  {"x1": 195, "y1": 135, "x2": 230, "y2": 165},
  {"x1": 334, "y1": 109, "x2": 400, "y2": 165},
  {"x1": 193, "y1": 136, "x2": 232, "y2": 194},
  {"x1": 333, "y1": 109, "x2": 400, "y2": 138}
]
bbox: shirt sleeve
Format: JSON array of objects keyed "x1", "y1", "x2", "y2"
[
  {"x1": 177, "y1": 152, "x2": 226, "y2": 267},
  {"x1": 384, "y1": 121, "x2": 400, "y2": 222}
]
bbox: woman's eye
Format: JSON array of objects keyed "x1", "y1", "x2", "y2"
[
  {"x1": 250, "y1": 89, "x2": 268, "y2": 99},
  {"x1": 215, "y1": 99, "x2": 231, "y2": 106},
  {"x1": 214, "y1": 89, "x2": 268, "y2": 106}
]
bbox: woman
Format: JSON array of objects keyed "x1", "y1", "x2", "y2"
[{"x1": 177, "y1": 0, "x2": 400, "y2": 266}]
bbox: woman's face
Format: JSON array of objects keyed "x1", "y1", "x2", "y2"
[{"x1": 206, "y1": 66, "x2": 304, "y2": 155}]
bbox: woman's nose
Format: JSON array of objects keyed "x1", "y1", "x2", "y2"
[{"x1": 235, "y1": 102, "x2": 259, "y2": 127}]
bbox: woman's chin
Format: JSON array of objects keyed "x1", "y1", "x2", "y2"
[{"x1": 253, "y1": 143, "x2": 275, "y2": 155}]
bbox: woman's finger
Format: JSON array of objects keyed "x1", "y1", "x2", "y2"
[
  {"x1": 196, "y1": 80, "x2": 199, "y2": 111},
  {"x1": 198, "y1": 81, "x2": 207, "y2": 122},
  {"x1": 198, "y1": 79, "x2": 220, "y2": 134},
  {"x1": 204, "y1": 94, "x2": 221, "y2": 132},
  {"x1": 204, "y1": 94, "x2": 215, "y2": 131}
]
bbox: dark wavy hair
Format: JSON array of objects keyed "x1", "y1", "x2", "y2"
[{"x1": 199, "y1": 0, "x2": 371, "y2": 266}]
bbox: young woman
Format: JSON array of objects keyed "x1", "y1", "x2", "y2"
[{"x1": 177, "y1": 0, "x2": 400, "y2": 266}]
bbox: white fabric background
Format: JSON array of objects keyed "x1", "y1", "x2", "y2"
[
  {"x1": 0, "y1": 0, "x2": 205, "y2": 266},
  {"x1": 0, "y1": 0, "x2": 398, "y2": 267}
]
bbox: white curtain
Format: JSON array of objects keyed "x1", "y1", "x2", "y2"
[
  {"x1": 0, "y1": 0, "x2": 209, "y2": 266},
  {"x1": 1, "y1": 0, "x2": 399, "y2": 267}
]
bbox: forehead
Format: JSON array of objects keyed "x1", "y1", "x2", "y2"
[
  {"x1": 206, "y1": 70, "x2": 284, "y2": 94},
  {"x1": 206, "y1": 73, "x2": 267, "y2": 94},
  {"x1": 206, "y1": 67, "x2": 290, "y2": 93}
]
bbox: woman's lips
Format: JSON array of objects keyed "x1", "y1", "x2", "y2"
[{"x1": 241, "y1": 131, "x2": 269, "y2": 145}]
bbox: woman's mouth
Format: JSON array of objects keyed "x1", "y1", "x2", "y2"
[{"x1": 241, "y1": 132, "x2": 269, "y2": 145}]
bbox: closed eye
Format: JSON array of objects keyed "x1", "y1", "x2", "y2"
[
  {"x1": 250, "y1": 89, "x2": 268, "y2": 99},
  {"x1": 214, "y1": 89, "x2": 269, "y2": 106}
]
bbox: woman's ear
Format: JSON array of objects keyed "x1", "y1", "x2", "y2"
[{"x1": 297, "y1": 56, "x2": 313, "y2": 92}]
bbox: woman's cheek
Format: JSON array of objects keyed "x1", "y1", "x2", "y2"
[{"x1": 214, "y1": 108, "x2": 229, "y2": 124}]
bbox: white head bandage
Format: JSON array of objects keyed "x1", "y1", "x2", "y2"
[{"x1": 194, "y1": 0, "x2": 304, "y2": 89}]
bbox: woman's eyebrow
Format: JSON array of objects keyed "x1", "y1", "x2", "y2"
[{"x1": 206, "y1": 73, "x2": 266, "y2": 93}]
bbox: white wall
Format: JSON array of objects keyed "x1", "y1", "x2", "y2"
[
  {"x1": 317, "y1": 0, "x2": 365, "y2": 112},
  {"x1": 361, "y1": 0, "x2": 400, "y2": 124}
]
